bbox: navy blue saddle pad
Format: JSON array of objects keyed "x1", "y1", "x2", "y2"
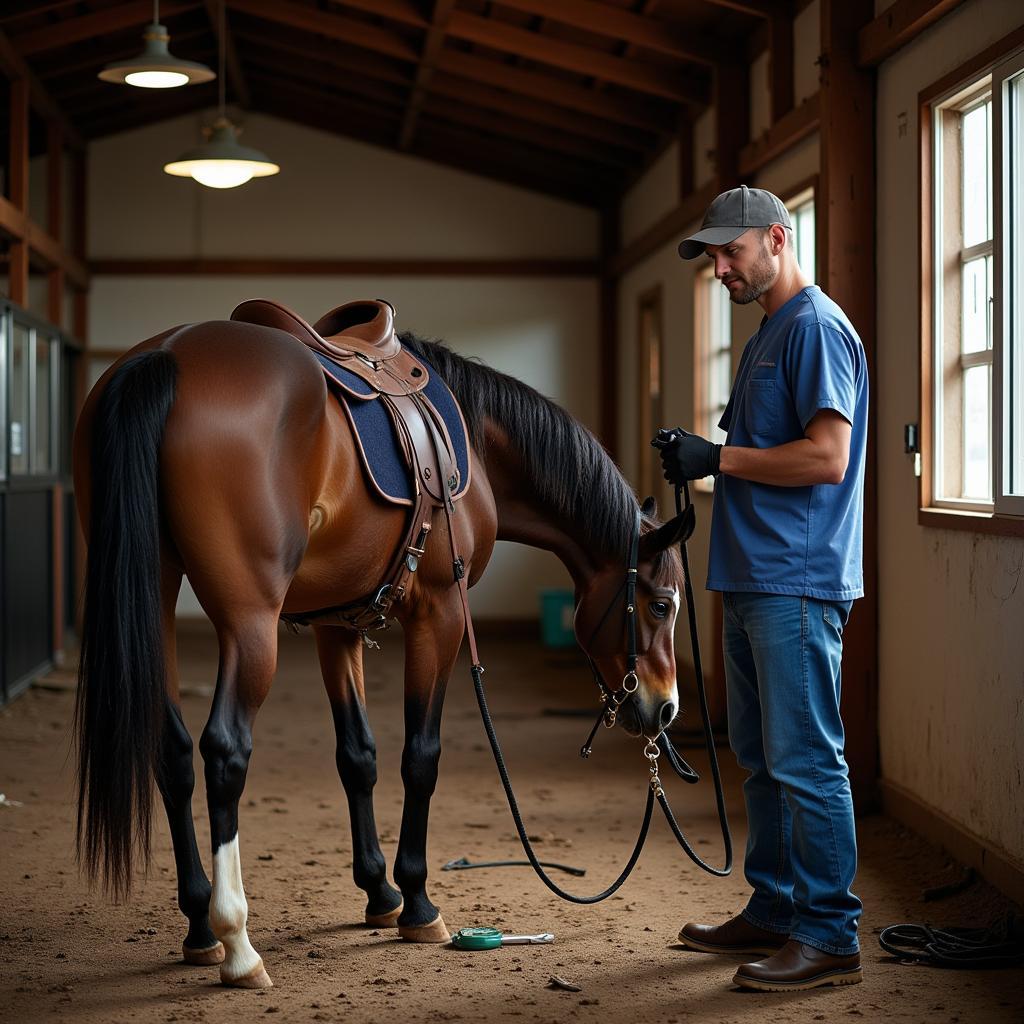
[{"x1": 313, "y1": 347, "x2": 470, "y2": 505}]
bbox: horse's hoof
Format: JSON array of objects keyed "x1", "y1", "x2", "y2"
[
  {"x1": 182, "y1": 941, "x2": 226, "y2": 966},
  {"x1": 222, "y1": 960, "x2": 273, "y2": 989},
  {"x1": 398, "y1": 914, "x2": 450, "y2": 943},
  {"x1": 366, "y1": 903, "x2": 403, "y2": 928}
]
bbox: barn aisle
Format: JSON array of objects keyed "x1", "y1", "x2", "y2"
[{"x1": 1, "y1": 624, "x2": 1021, "y2": 1023}]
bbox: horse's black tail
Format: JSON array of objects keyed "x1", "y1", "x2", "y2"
[{"x1": 75, "y1": 349, "x2": 177, "y2": 900}]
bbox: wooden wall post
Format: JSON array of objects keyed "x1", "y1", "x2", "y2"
[
  {"x1": 820, "y1": 0, "x2": 879, "y2": 809},
  {"x1": 9, "y1": 76, "x2": 30, "y2": 306}
]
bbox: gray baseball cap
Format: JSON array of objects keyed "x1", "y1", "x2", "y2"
[{"x1": 677, "y1": 185, "x2": 792, "y2": 259}]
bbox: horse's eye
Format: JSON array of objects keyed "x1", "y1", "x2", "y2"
[{"x1": 649, "y1": 601, "x2": 669, "y2": 619}]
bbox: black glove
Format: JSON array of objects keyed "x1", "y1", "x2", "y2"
[{"x1": 653, "y1": 427, "x2": 722, "y2": 485}]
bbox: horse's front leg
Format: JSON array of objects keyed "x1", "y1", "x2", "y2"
[
  {"x1": 394, "y1": 598, "x2": 464, "y2": 942},
  {"x1": 314, "y1": 624, "x2": 403, "y2": 926},
  {"x1": 199, "y1": 612, "x2": 279, "y2": 988}
]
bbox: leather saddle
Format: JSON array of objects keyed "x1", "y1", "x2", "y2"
[
  {"x1": 229, "y1": 297, "x2": 469, "y2": 637},
  {"x1": 231, "y1": 297, "x2": 428, "y2": 396}
]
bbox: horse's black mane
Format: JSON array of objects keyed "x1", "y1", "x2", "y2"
[{"x1": 400, "y1": 331, "x2": 675, "y2": 579}]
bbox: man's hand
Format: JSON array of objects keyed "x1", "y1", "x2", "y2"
[{"x1": 654, "y1": 428, "x2": 722, "y2": 485}]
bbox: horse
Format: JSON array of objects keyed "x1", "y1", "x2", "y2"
[{"x1": 71, "y1": 301, "x2": 692, "y2": 989}]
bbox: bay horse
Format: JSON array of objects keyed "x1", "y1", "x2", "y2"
[{"x1": 72, "y1": 304, "x2": 691, "y2": 988}]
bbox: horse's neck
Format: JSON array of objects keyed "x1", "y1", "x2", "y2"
[{"x1": 481, "y1": 421, "x2": 602, "y2": 586}]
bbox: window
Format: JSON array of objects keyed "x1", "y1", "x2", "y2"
[
  {"x1": 694, "y1": 266, "x2": 731, "y2": 491},
  {"x1": 926, "y1": 47, "x2": 1024, "y2": 520},
  {"x1": 788, "y1": 188, "x2": 816, "y2": 284}
]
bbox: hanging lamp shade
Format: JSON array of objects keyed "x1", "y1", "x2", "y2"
[
  {"x1": 164, "y1": 116, "x2": 279, "y2": 189},
  {"x1": 98, "y1": 22, "x2": 215, "y2": 89}
]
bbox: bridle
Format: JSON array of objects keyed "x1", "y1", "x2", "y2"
[{"x1": 447, "y1": 485, "x2": 734, "y2": 904}]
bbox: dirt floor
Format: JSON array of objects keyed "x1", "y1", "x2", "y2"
[{"x1": 1, "y1": 624, "x2": 1022, "y2": 1024}]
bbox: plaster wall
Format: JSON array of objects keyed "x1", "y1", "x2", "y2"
[
  {"x1": 875, "y1": 0, "x2": 1024, "y2": 863},
  {"x1": 86, "y1": 111, "x2": 601, "y2": 621}
]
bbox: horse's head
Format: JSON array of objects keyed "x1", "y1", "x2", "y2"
[{"x1": 573, "y1": 497, "x2": 694, "y2": 740}]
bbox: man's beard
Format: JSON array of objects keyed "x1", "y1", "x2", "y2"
[{"x1": 725, "y1": 243, "x2": 777, "y2": 305}]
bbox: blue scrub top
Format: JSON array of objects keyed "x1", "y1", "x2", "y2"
[{"x1": 708, "y1": 285, "x2": 868, "y2": 601}]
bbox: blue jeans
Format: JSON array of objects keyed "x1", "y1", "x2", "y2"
[{"x1": 723, "y1": 591, "x2": 861, "y2": 955}]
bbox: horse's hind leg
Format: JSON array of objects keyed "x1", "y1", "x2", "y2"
[
  {"x1": 155, "y1": 563, "x2": 223, "y2": 966},
  {"x1": 314, "y1": 626, "x2": 403, "y2": 926},
  {"x1": 199, "y1": 612, "x2": 280, "y2": 988}
]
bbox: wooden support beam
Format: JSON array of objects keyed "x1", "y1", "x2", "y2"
[
  {"x1": 323, "y1": 0, "x2": 426, "y2": 29},
  {"x1": 858, "y1": 0, "x2": 967, "y2": 68},
  {"x1": 490, "y1": 0, "x2": 728, "y2": 66},
  {"x1": 11, "y1": 1, "x2": 198, "y2": 57},
  {"x1": 445, "y1": 11, "x2": 711, "y2": 104},
  {"x1": 91, "y1": 258, "x2": 600, "y2": 277},
  {"x1": 692, "y1": 0, "x2": 786, "y2": 16},
  {"x1": 8, "y1": 75, "x2": 29, "y2": 306},
  {"x1": 738, "y1": 90, "x2": 819, "y2": 177},
  {"x1": 607, "y1": 182, "x2": 718, "y2": 277},
  {"x1": 47, "y1": 121, "x2": 64, "y2": 327},
  {"x1": 820, "y1": 0, "x2": 878, "y2": 808},
  {"x1": 769, "y1": 12, "x2": 794, "y2": 122},
  {"x1": 436, "y1": 50, "x2": 672, "y2": 133},
  {"x1": 399, "y1": 0, "x2": 456, "y2": 151},
  {"x1": 0, "y1": 31, "x2": 82, "y2": 148},
  {"x1": 0, "y1": 196, "x2": 89, "y2": 289},
  {"x1": 226, "y1": 0, "x2": 419, "y2": 63},
  {"x1": 714, "y1": 60, "x2": 749, "y2": 188},
  {"x1": 599, "y1": 207, "x2": 620, "y2": 458},
  {"x1": 204, "y1": 0, "x2": 250, "y2": 108}
]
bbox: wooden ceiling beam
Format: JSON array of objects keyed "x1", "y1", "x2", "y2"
[
  {"x1": 233, "y1": 28, "x2": 412, "y2": 88},
  {"x1": 399, "y1": 0, "x2": 457, "y2": 151},
  {"x1": 492, "y1": 0, "x2": 728, "y2": 66},
  {"x1": 245, "y1": 57, "x2": 406, "y2": 110},
  {"x1": 857, "y1": 0, "x2": 967, "y2": 68},
  {"x1": 436, "y1": 50, "x2": 673, "y2": 133},
  {"x1": 445, "y1": 11, "x2": 710, "y2": 104},
  {"x1": 428, "y1": 72, "x2": 655, "y2": 152},
  {"x1": 420, "y1": 96, "x2": 636, "y2": 168},
  {"x1": 204, "y1": 0, "x2": 250, "y2": 108},
  {"x1": 325, "y1": 0, "x2": 427, "y2": 30},
  {"x1": 11, "y1": 1, "x2": 200, "y2": 57},
  {"x1": 690, "y1": 0, "x2": 787, "y2": 16},
  {"x1": 0, "y1": 30, "x2": 83, "y2": 149},
  {"x1": 226, "y1": 0, "x2": 419, "y2": 63}
]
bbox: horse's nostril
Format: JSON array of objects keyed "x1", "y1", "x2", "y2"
[{"x1": 659, "y1": 701, "x2": 676, "y2": 728}]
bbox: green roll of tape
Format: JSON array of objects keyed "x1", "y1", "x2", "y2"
[{"x1": 452, "y1": 927, "x2": 502, "y2": 951}]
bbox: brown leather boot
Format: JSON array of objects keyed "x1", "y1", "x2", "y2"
[
  {"x1": 677, "y1": 914, "x2": 788, "y2": 956},
  {"x1": 734, "y1": 940, "x2": 863, "y2": 991}
]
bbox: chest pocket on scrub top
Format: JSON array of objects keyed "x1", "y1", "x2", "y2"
[{"x1": 744, "y1": 377, "x2": 778, "y2": 435}]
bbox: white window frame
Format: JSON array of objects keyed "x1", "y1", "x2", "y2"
[
  {"x1": 787, "y1": 186, "x2": 816, "y2": 284},
  {"x1": 927, "y1": 48, "x2": 1024, "y2": 521}
]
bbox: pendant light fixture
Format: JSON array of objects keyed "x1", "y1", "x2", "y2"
[
  {"x1": 163, "y1": 0, "x2": 279, "y2": 189},
  {"x1": 98, "y1": 0, "x2": 214, "y2": 89}
]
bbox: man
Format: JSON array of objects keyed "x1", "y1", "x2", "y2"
[{"x1": 659, "y1": 186, "x2": 867, "y2": 992}]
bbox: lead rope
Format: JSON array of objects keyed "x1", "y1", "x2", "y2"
[{"x1": 442, "y1": 502, "x2": 655, "y2": 903}]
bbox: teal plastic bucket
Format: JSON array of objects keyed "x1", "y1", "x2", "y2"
[{"x1": 540, "y1": 589, "x2": 575, "y2": 648}]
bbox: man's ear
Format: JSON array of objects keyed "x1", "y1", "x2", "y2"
[{"x1": 638, "y1": 505, "x2": 696, "y2": 560}]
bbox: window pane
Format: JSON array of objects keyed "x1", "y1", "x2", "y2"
[
  {"x1": 1010, "y1": 73, "x2": 1024, "y2": 494},
  {"x1": 35, "y1": 335, "x2": 52, "y2": 473},
  {"x1": 963, "y1": 364, "x2": 991, "y2": 499},
  {"x1": 10, "y1": 323, "x2": 30, "y2": 475},
  {"x1": 962, "y1": 100, "x2": 992, "y2": 247},
  {"x1": 792, "y1": 199, "x2": 816, "y2": 284},
  {"x1": 961, "y1": 253, "x2": 992, "y2": 353}
]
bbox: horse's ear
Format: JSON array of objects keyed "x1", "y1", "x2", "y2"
[
  {"x1": 639, "y1": 505, "x2": 696, "y2": 560},
  {"x1": 640, "y1": 495, "x2": 657, "y2": 517}
]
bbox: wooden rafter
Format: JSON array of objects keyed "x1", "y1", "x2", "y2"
[
  {"x1": 325, "y1": 0, "x2": 426, "y2": 30},
  {"x1": 427, "y1": 72, "x2": 654, "y2": 152},
  {"x1": 399, "y1": 0, "x2": 456, "y2": 151},
  {"x1": 245, "y1": 55, "x2": 406, "y2": 110},
  {"x1": 11, "y1": 1, "x2": 200, "y2": 57},
  {"x1": 226, "y1": 0, "x2": 419, "y2": 63},
  {"x1": 203, "y1": 0, "x2": 250, "y2": 108},
  {"x1": 436, "y1": 50, "x2": 672, "y2": 133},
  {"x1": 691, "y1": 0, "x2": 786, "y2": 16},
  {"x1": 445, "y1": 11, "x2": 710, "y2": 104},
  {"x1": 857, "y1": 0, "x2": 967, "y2": 68},
  {"x1": 491, "y1": 0, "x2": 728, "y2": 66}
]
